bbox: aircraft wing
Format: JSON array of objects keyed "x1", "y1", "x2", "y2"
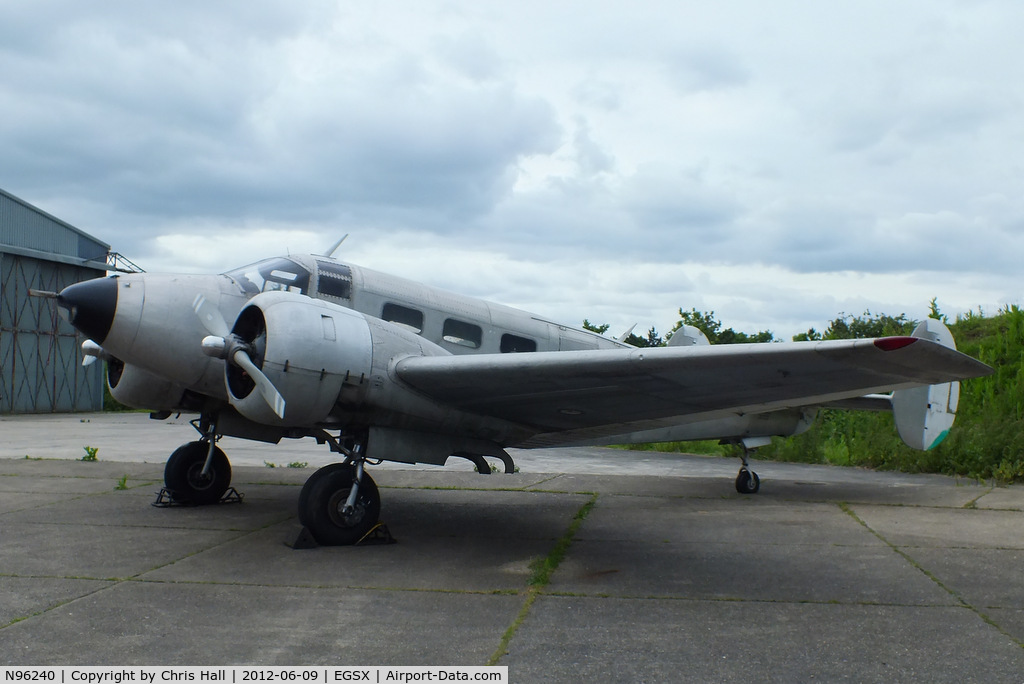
[{"x1": 394, "y1": 337, "x2": 991, "y2": 447}]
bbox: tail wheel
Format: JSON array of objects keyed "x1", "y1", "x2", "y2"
[
  {"x1": 298, "y1": 463, "x2": 380, "y2": 546},
  {"x1": 735, "y1": 467, "x2": 760, "y2": 494},
  {"x1": 164, "y1": 441, "x2": 231, "y2": 505}
]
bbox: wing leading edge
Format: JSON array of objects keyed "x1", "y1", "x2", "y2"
[{"x1": 394, "y1": 337, "x2": 992, "y2": 447}]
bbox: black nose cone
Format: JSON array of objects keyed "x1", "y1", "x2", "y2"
[{"x1": 58, "y1": 277, "x2": 118, "y2": 344}]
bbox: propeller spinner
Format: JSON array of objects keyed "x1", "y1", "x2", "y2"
[{"x1": 81, "y1": 339, "x2": 109, "y2": 367}]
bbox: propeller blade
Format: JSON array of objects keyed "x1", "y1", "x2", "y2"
[
  {"x1": 326, "y1": 233, "x2": 349, "y2": 258},
  {"x1": 193, "y1": 294, "x2": 230, "y2": 337},
  {"x1": 617, "y1": 324, "x2": 637, "y2": 343},
  {"x1": 232, "y1": 349, "x2": 286, "y2": 419}
]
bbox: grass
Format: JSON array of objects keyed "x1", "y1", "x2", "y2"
[{"x1": 613, "y1": 440, "x2": 734, "y2": 456}]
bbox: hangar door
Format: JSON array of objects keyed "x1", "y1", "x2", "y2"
[{"x1": 0, "y1": 252, "x2": 104, "y2": 413}]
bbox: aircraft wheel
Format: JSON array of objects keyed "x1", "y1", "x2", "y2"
[
  {"x1": 735, "y1": 468, "x2": 760, "y2": 494},
  {"x1": 298, "y1": 464, "x2": 380, "y2": 546},
  {"x1": 164, "y1": 441, "x2": 231, "y2": 505}
]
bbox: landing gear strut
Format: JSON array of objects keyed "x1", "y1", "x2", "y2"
[
  {"x1": 162, "y1": 416, "x2": 232, "y2": 504},
  {"x1": 734, "y1": 438, "x2": 765, "y2": 494},
  {"x1": 298, "y1": 433, "x2": 383, "y2": 546}
]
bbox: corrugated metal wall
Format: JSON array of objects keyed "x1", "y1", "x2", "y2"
[
  {"x1": 0, "y1": 189, "x2": 109, "y2": 260},
  {"x1": 0, "y1": 189, "x2": 108, "y2": 413}
]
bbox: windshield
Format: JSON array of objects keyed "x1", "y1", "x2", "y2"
[{"x1": 225, "y1": 257, "x2": 310, "y2": 296}]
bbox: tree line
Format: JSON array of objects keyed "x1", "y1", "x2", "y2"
[{"x1": 585, "y1": 304, "x2": 926, "y2": 346}]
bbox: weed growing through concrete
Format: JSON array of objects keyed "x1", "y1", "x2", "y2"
[{"x1": 488, "y1": 493, "x2": 599, "y2": 665}]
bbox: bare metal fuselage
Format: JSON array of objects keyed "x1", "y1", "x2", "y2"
[{"x1": 73, "y1": 253, "x2": 814, "y2": 463}]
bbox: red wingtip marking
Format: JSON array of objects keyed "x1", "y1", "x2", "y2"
[{"x1": 874, "y1": 337, "x2": 918, "y2": 351}]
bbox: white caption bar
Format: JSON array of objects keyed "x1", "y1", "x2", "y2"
[{"x1": 0, "y1": 668, "x2": 508, "y2": 684}]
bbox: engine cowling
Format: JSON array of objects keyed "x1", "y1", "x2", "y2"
[
  {"x1": 107, "y1": 358, "x2": 187, "y2": 410},
  {"x1": 225, "y1": 291, "x2": 375, "y2": 426}
]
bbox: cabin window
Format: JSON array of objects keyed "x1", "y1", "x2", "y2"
[
  {"x1": 382, "y1": 303, "x2": 424, "y2": 334},
  {"x1": 317, "y1": 261, "x2": 353, "y2": 299},
  {"x1": 443, "y1": 318, "x2": 482, "y2": 349},
  {"x1": 501, "y1": 334, "x2": 537, "y2": 353}
]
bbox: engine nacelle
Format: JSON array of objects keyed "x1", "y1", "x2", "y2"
[
  {"x1": 226, "y1": 291, "x2": 375, "y2": 426},
  {"x1": 107, "y1": 358, "x2": 186, "y2": 411}
]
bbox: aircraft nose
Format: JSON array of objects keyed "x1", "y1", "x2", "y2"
[{"x1": 57, "y1": 277, "x2": 119, "y2": 344}]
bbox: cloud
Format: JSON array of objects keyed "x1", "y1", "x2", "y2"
[
  {"x1": 1, "y1": 0, "x2": 1023, "y2": 340},
  {"x1": 1, "y1": 5, "x2": 563, "y2": 256},
  {"x1": 620, "y1": 164, "x2": 741, "y2": 240},
  {"x1": 665, "y1": 46, "x2": 750, "y2": 93}
]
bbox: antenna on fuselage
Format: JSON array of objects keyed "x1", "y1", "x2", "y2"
[{"x1": 325, "y1": 234, "x2": 349, "y2": 258}]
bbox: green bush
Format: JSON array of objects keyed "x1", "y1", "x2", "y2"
[{"x1": 757, "y1": 306, "x2": 1024, "y2": 482}]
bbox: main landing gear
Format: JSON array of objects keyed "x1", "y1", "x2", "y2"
[
  {"x1": 161, "y1": 418, "x2": 234, "y2": 505},
  {"x1": 296, "y1": 433, "x2": 384, "y2": 546},
  {"x1": 160, "y1": 417, "x2": 383, "y2": 545}
]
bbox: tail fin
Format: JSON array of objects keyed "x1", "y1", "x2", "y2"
[
  {"x1": 892, "y1": 318, "x2": 961, "y2": 450},
  {"x1": 667, "y1": 324, "x2": 710, "y2": 347}
]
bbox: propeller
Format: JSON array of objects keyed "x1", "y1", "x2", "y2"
[
  {"x1": 193, "y1": 294, "x2": 229, "y2": 337},
  {"x1": 616, "y1": 324, "x2": 637, "y2": 344},
  {"x1": 325, "y1": 233, "x2": 349, "y2": 258},
  {"x1": 193, "y1": 295, "x2": 286, "y2": 420}
]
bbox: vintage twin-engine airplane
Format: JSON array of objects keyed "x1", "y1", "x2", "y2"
[{"x1": 55, "y1": 250, "x2": 991, "y2": 545}]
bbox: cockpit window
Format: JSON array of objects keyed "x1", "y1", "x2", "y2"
[
  {"x1": 316, "y1": 260, "x2": 353, "y2": 300},
  {"x1": 226, "y1": 258, "x2": 310, "y2": 296}
]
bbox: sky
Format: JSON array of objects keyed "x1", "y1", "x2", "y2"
[{"x1": 2, "y1": 0, "x2": 1022, "y2": 340}]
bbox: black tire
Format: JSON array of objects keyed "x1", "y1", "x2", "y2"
[
  {"x1": 298, "y1": 464, "x2": 380, "y2": 546},
  {"x1": 164, "y1": 441, "x2": 232, "y2": 505},
  {"x1": 735, "y1": 468, "x2": 760, "y2": 494}
]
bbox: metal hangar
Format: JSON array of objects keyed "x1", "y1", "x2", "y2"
[{"x1": 1, "y1": 188, "x2": 112, "y2": 413}]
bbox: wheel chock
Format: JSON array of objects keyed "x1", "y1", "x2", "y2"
[
  {"x1": 151, "y1": 487, "x2": 244, "y2": 507},
  {"x1": 356, "y1": 522, "x2": 396, "y2": 546},
  {"x1": 285, "y1": 525, "x2": 319, "y2": 549},
  {"x1": 219, "y1": 487, "x2": 244, "y2": 504}
]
